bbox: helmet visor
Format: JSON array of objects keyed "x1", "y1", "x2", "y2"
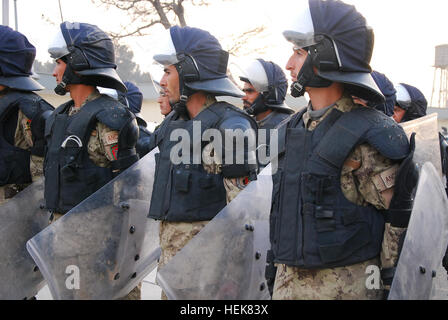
[
  {"x1": 153, "y1": 30, "x2": 179, "y2": 66},
  {"x1": 239, "y1": 59, "x2": 269, "y2": 92},
  {"x1": 48, "y1": 29, "x2": 70, "y2": 60}
]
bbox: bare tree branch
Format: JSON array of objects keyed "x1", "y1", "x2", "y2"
[
  {"x1": 225, "y1": 26, "x2": 268, "y2": 57},
  {"x1": 93, "y1": 0, "x2": 267, "y2": 58}
]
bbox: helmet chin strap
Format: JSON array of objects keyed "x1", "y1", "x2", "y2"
[
  {"x1": 171, "y1": 95, "x2": 191, "y2": 119},
  {"x1": 172, "y1": 59, "x2": 198, "y2": 120},
  {"x1": 244, "y1": 94, "x2": 269, "y2": 116},
  {"x1": 290, "y1": 49, "x2": 333, "y2": 98},
  {"x1": 54, "y1": 62, "x2": 84, "y2": 96}
]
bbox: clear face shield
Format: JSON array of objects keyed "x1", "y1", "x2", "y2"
[
  {"x1": 152, "y1": 29, "x2": 179, "y2": 67},
  {"x1": 282, "y1": 0, "x2": 317, "y2": 50},
  {"x1": 239, "y1": 60, "x2": 269, "y2": 93},
  {"x1": 48, "y1": 29, "x2": 70, "y2": 60},
  {"x1": 395, "y1": 84, "x2": 412, "y2": 109}
]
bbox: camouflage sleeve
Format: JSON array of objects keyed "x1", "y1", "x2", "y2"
[
  {"x1": 87, "y1": 122, "x2": 119, "y2": 168},
  {"x1": 14, "y1": 110, "x2": 33, "y2": 149},
  {"x1": 380, "y1": 223, "x2": 406, "y2": 270},
  {"x1": 341, "y1": 143, "x2": 399, "y2": 210},
  {"x1": 201, "y1": 142, "x2": 249, "y2": 204},
  {"x1": 14, "y1": 110, "x2": 43, "y2": 180},
  {"x1": 341, "y1": 143, "x2": 405, "y2": 274}
]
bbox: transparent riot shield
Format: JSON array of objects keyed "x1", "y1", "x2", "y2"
[
  {"x1": 26, "y1": 149, "x2": 161, "y2": 300},
  {"x1": 401, "y1": 113, "x2": 443, "y2": 178},
  {"x1": 157, "y1": 165, "x2": 273, "y2": 300},
  {"x1": 389, "y1": 162, "x2": 448, "y2": 300},
  {"x1": 0, "y1": 178, "x2": 50, "y2": 300}
]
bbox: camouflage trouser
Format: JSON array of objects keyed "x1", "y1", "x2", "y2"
[
  {"x1": 50, "y1": 213, "x2": 141, "y2": 300},
  {"x1": 0, "y1": 186, "x2": 5, "y2": 206},
  {"x1": 157, "y1": 220, "x2": 209, "y2": 300},
  {"x1": 118, "y1": 283, "x2": 142, "y2": 300},
  {"x1": 380, "y1": 223, "x2": 406, "y2": 294},
  {"x1": 272, "y1": 257, "x2": 384, "y2": 300}
]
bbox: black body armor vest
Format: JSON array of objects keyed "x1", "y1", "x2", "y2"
[
  {"x1": 148, "y1": 102, "x2": 258, "y2": 222},
  {"x1": 257, "y1": 110, "x2": 292, "y2": 165},
  {"x1": 44, "y1": 95, "x2": 136, "y2": 214},
  {"x1": 270, "y1": 106, "x2": 410, "y2": 269},
  {"x1": 0, "y1": 90, "x2": 53, "y2": 186}
]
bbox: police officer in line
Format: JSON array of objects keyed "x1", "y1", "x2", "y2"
[
  {"x1": 157, "y1": 89, "x2": 172, "y2": 117},
  {"x1": 237, "y1": 59, "x2": 294, "y2": 295},
  {"x1": 353, "y1": 70, "x2": 397, "y2": 117},
  {"x1": 239, "y1": 59, "x2": 294, "y2": 167},
  {"x1": 45, "y1": 22, "x2": 140, "y2": 299},
  {"x1": 393, "y1": 83, "x2": 427, "y2": 124},
  {"x1": 0, "y1": 26, "x2": 54, "y2": 205},
  {"x1": 153, "y1": 80, "x2": 173, "y2": 117},
  {"x1": 269, "y1": 0, "x2": 415, "y2": 299},
  {"x1": 117, "y1": 81, "x2": 153, "y2": 158},
  {"x1": 147, "y1": 26, "x2": 258, "y2": 300}
]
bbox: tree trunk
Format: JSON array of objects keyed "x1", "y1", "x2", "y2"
[
  {"x1": 173, "y1": 0, "x2": 187, "y2": 27},
  {"x1": 152, "y1": 0, "x2": 172, "y2": 29}
]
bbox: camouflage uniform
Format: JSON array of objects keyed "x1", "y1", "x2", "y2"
[
  {"x1": 48, "y1": 90, "x2": 120, "y2": 218},
  {"x1": 272, "y1": 95, "x2": 398, "y2": 300},
  {"x1": 0, "y1": 109, "x2": 43, "y2": 205},
  {"x1": 157, "y1": 97, "x2": 249, "y2": 300},
  {"x1": 50, "y1": 90, "x2": 140, "y2": 300},
  {"x1": 67, "y1": 91, "x2": 120, "y2": 167}
]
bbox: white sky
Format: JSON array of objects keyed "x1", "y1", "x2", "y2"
[{"x1": 3, "y1": 0, "x2": 448, "y2": 105}]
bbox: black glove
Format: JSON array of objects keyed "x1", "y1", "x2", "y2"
[
  {"x1": 30, "y1": 109, "x2": 52, "y2": 157},
  {"x1": 389, "y1": 133, "x2": 419, "y2": 228},
  {"x1": 265, "y1": 250, "x2": 277, "y2": 298}
]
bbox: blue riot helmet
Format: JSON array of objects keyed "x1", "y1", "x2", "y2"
[
  {"x1": 117, "y1": 81, "x2": 147, "y2": 127},
  {"x1": 153, "y1": 26, "x2": 243, "y2": 117},
  {"x1": 370, "y1": 71, "x2": 396, "y2": 117},
  {"x1": 0, "y1": 26, "x2": 44, "y2": 91},
  {"x1": 239, "y1": 59, "x2": 294, "y2": 116},
  {"x1": 48, "y1": 22, "x2": 126, "y2": 96},
  {"x1": 283, "y1": 0, "x2": 384, "y2": 103},
  {"x1": 395, "y1": 83, "x2": 427, "y2": 122},
  {"x1": 123, "y1": 81, "x2": 143, "y2": 115}
]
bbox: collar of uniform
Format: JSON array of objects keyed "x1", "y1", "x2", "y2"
[
  {"x1": 82, "y1": 89, "x2": 102, "y2": 106},
  {"x1": 302, "y1": 93, "x2": 355, "y2": 129},
  {"x1": 69, "y1": 90, "x2": 102, "y2": 116},
  {"x1": 196, "y1": 95, "x2": 218, "y2": 116}
]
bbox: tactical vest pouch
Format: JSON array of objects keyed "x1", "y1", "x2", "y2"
[
  {"x1": 167, "y1": 164, "x2": 227, "y2": 222},
  {"x1": 318, "y1": 224, "x2": 372, "y2": 264},
  {"x1": 60, "y1": 163, "x2": 77, "y2": 182},
  {"x1": 60, "y1": 166, "x2": 113, "y2": 212},
  {"x1": 302, "y1": 173, "x2": 373, "y2": 265},
  {"x1": 174, "y1": 168, "x2": 190, "y2": 193}
]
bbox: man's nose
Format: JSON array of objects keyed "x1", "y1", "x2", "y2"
[
  {"x1": 285, "y1": 55, "x2": 295, "y2": 71},
  {"x1": 160, "y1": 75, "x2": 168, "y2": 87}
]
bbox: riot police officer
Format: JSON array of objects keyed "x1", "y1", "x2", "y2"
[
  {"x1": 269, "y1": 0, "x2": 414, "y2": 299},
  {"x1": 118, "y1": 81, "x2": 152, "y2": 158},
  {"x1": 353, "y1": 70, "x2": 397, "y2": 117},
  {"x1": 393, "y1": 83, "x2": 427, "y2": 123},
  {"x1": 45, "y1": 22, "x2": 140, "y2": 299},
  {"x1": 0, "y1": 26, "x2": 54, "y2": 205},
  {"x1": 147, "y1": 26, "x2": 258, "y2": 299},
  {"x1": 239, "y1": 59, "x2": 294, "y2": 169}
]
